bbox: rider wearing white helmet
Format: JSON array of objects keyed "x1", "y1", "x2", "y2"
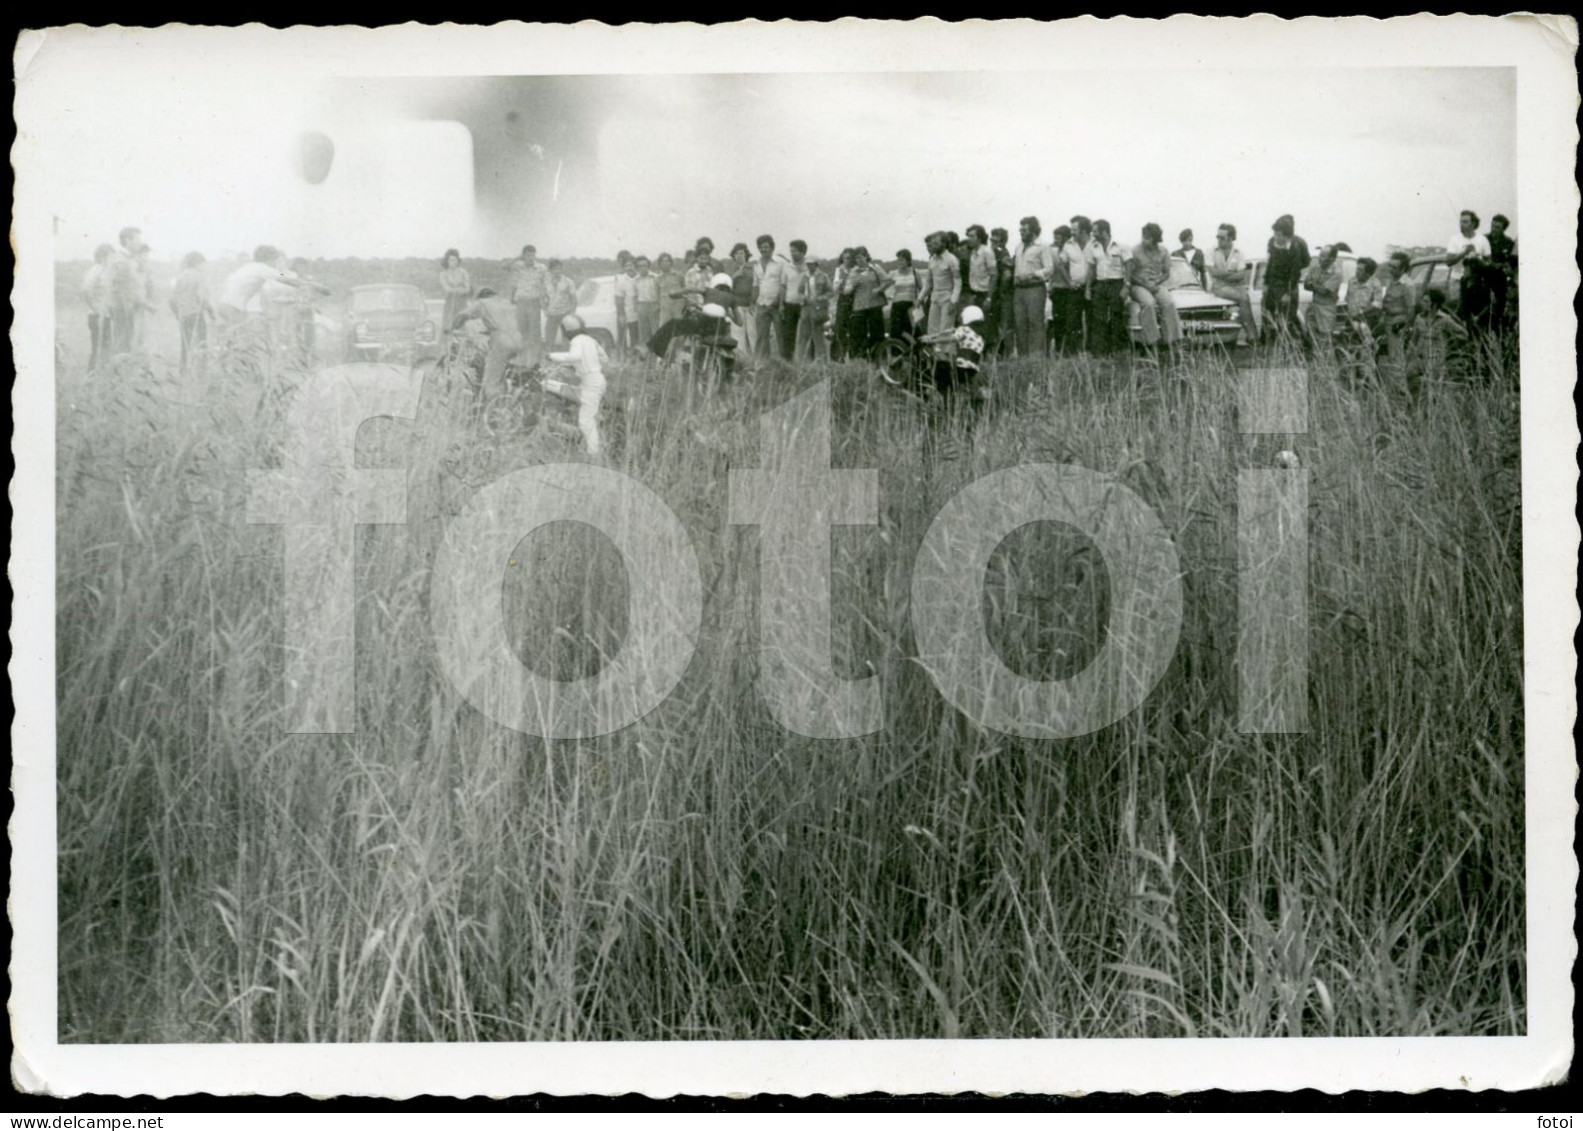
[
  {"x1": 546, "y1": 313, "x2": 607, "y2": 456},
  {"x1": 918, "y1": 304, "x2": 988, "y2": 405}
]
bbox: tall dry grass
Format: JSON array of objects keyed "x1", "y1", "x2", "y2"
[{"x1": 56, "y1": 335, "x2": 1524, "y2": 1041}]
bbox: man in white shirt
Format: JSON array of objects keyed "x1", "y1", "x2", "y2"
[
  {"x1": 1011, "y1": 216, "x2": 1056, "y2": 358},
  {"x1": 546, "y1": 314, "x2": 607, "y2": 457},
  {"x1": 1207, "y1": 223, "x2": 1258, "y2": 346},
  {"x1": 1446, "y1": 208, "x2": 1493, "y2": 326},
  {"x1": 751, "y1": 234, "x2": 790, "y2": 360},
  {"x1": 1445, "y1": 209, "x2": 1492, "y2": 285},
  {"x1": 1054, "y1": 216, "x2": 1098, "y2": 355},
  {"x1": 219, "y1": 245, "x2": 302, "y2": 323},
  {"x1": 613, "y1": 262, "x2": 640, "y2": 354},
  {"x1": 1088, "y1": 219, "x2": 1130, "y2": 357}
]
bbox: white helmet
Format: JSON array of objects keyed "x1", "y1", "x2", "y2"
[
  {"x1": 710, "y1": 273, "x2": 733, "y2": 289},
  {"x1": 560, "y1": 313, "x2": 584, "y2": 334},
  {"x1": 960, "y1": 305, "x2": 985, "y2": 324},
  {"x1": 700, "y1": 302, "x2": 727, "y2": 319}
]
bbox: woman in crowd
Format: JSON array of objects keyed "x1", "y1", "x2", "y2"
[
  {"x1": 885, "y1": 249, "x2": 922, "y2": 340},
  {"x1": 439, "y1": 249, "x2": 471, "y2": 337},
  {"x1": 846, "y1": 246, "x2": 890, "y2": 359},
  {"x1": 830, "y1": 248, "x2": 857, "y2": 361},
  {"x1": 728, "y1": 242, "x2": 756, "y2": 348}
]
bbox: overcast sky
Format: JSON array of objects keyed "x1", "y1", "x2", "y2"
[{"x1": 40, "y1": 65, "x2": 1515, "y2": 263}]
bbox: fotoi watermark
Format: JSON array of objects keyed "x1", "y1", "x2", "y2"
[{"x1": 249, "y1": 373, "x2": 1309, "y2": 740}]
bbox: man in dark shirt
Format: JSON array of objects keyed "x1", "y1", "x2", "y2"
[
  {"x1": 1486, "y1": 213, "x2": 1518, "y2": 331},
  {"x1": 987, "y1": 227, "x2": 1016, "y2": 358}
]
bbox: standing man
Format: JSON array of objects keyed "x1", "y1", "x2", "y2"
[
  {"x1": 752, "y1": 234, "x2": 789, "y2": 360},
  {"x1": 509, "y1": 244, "x2": 550, "y2": 364},
  {"x1": 1053, "y1": 217, "x2": 1097, "y2": 355},
  {"x1": 918, "y1": 231, "x2": 962, "y2": 336},
  {"x1": 1088, "y1": 220, "x2": 1130, "y2": 356},
  {"x1": 683, "y1": 248, "x2": 710, "y2": 308},
  {"x1": 1011, "y1": 216, "x2": 1055, "y2": 358},
  {"x1": 1127, "y1": 223, "x2": 1182, "y2": 355},
  {"x1": 779, "y1": 240, "x2": 811, "y2": 363},
  {"x1": 1445, "y1": 209, "x2": 1493, "y2": 328},
  {"x1": 106, "y1": 226, "x2": 152, "y2": 354},
  {"x1": 1207, "y1": 224, "x2": 1258, "y2": 346},
  {"x1": 1045, "y1": 225, "x2": 1074, "y2": 354},
  {"x1": 1174, "y1": 229, "x2": 1207, "y2": 288},
  {"x1": 1303, "y1": 243, "x2": 1346, "y2": 362},
  {"x1": 633, "y1": 256, "x2": 662, "y2": 349},
  {"x1": 987, "y1": 227, "x2": 1016, "y2": 357},
  {"x1": 1379, "y1": 251, "x2": 1419, "y2": 381},
  {"x1": 543, "y1": 260, "x2": 579, "y2": 350},
  {"x1": 614, "y1": 259, "x2": 642, "y2": 355},
  {"x1": 1486, "y1": 213, "x2": 1517, "y2": 329},
  {"x1": 81, "y1": 243, "x2": 115, "y2": 370},
  {"x1": 798, "y1": 256, "x2": 833, "y2": 362},
  {"x1": 451, "y1": 287, "x2": 523, "y2": 399},
  {"x1": 1262, "y1": 215, "x2": 1311, "y2": 345},
  {"x1": 613, "y1": 250, "x2": 633, "y2": 334},
  {"x1": 962, "y1": 225, "x2": 996, "y2": 318}
]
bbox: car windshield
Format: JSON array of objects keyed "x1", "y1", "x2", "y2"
[
  {"x1": 1167, "y1": 258, "x2": 1202, "y2": 289},
  {"x1": 351, "y1": 287, "x2": 424, "y2": 314}
]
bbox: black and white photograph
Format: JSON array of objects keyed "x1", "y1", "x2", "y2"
[{"x1": 10, "y1": 18, "x2": 1577, "y2": 1098}]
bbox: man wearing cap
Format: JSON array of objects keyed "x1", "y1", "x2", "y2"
[
  {"x1": 546, "y1": 314, "x2": 608, "y2": 456},
  {"x1": 1127, "y1": 222, "x2": 1182, "y2": 353}
]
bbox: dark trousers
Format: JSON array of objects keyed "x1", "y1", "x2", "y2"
[
  {"x1": 1263, "y1": 282, "x2": 1303, "y2": 343},
  {"x1": 87, "y1": 313, "x2": 112, "y2": 369},
  {"x1": 888, "y1": 301, "x2": 914, "y2": 340},
  {"x1": 1049, "y1": 288, "x2": 1087, "y2": 354},
  {"x1": 179, "y1": 313, "x2": 208, "y2": 369},
  {"x1": 850, "y1": 307, "x2": 885, "y2": 358},
  {"x1": 109, "y1": 307, "x2": 139, "y2": 354},
  {"x1": 778, "y1": 303, "x2": 803, "y2": 361},
  {"x1": 1088, "y1": 279, "x2": 1127, "y2": 355},
  {"x1": 832, "y1": 293, "x2": 856, "y2": 360}
]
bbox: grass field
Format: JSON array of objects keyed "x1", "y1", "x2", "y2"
[{"x1": 55, "y1": 315, "x2": 1525, "y2": 1041}]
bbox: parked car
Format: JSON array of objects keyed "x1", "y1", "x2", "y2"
[
  {"x1": 1127, "y1": 256, "x2": 1243, "y2": 347},
  {"x1": 344, "y1": 283, "x2": 441, "y2": 362},
  {"x1": 570, "y1": 276, "x2": 621, "y2": 352},
  {"x1": 1246, "y1": 251, "x2": 1358, "y2": 342},
  {"x1": 1404, "y1": 254, "x2": 1459, "y2": 304}
]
